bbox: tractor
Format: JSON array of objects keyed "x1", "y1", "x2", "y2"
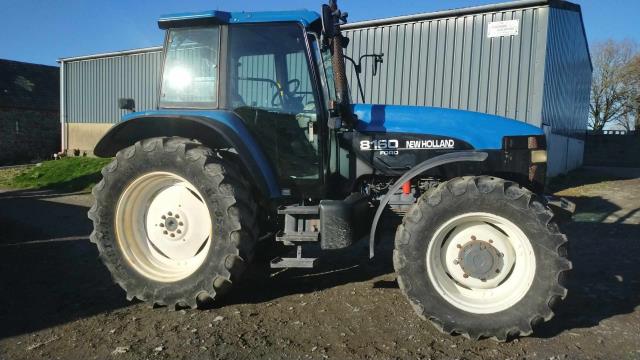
[{"x1": 89, "y1": 1, "x2": 572, "y2": 341}]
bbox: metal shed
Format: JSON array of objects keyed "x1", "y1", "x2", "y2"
[
  {"x1": 342, "y1": 0, "x2": 591, "y2": 175},
  {"x1": 59, "y1": 0, "x2": 591, "y2": 176},
  {"x1": 59, "y1": 47, "x2": 162, "y2": 153}
]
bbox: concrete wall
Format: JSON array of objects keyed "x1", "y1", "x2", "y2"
[
  {"x1": 0, "y1": 108, "x2": 60, "y2": 165},
  {"x1": 64, "y1": 123, "x2": 114, "y2": 155},
  {"x1": 544, "y1": 127, "x2": 585, "y2": 176}
]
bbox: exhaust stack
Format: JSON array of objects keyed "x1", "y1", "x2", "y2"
[{"x1": 323, "y1": 0, "x2": 353, "y2": 123}]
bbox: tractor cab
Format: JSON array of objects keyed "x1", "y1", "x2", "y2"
[{"x1": 157, "y1": 10, "x2": 335, "y2": 198}]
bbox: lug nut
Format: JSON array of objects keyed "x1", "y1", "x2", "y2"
[
  {"x1": 168, "y1": 211, "x2": 173, "y2": 216},
  {"x1": 179, "y1": 222, "x2": 184, "y2": 226},
  {"x1": 496, "y1": 269, "x2": 500, "y2": 273},
  {"x1": 177, "y1": 229, "x2": 182, "y2": 234},
  {"x1": 471, "y1": 235, "x2": 477, "y2": 240},
  {"x1": 163, "y1": 230, "x2": 168, "y2": 235},
  {"x1": 170, "y1": 233, "x2": 175, "y2": 238},
  {"x1": 488, "y1": 239, "x2": 493, "y2": 243},
  {"x1": 453, "y1": 259, "x2": 459, "y2": 265},
  {"x1": 161, "y1": 215, "x2": 166, "y2": 220},
  {"x1": 463, "y1": 273, "x2": 469, "y2": 278},
  {"x1": 456, "y1": 244, "x2": 462, "y2": 249},
  {"x1": 160, "y1": 223, "x2": 164, "y2": 227},
  {"x1": 175, "y1": 214, "x2": 180, "y2": 219}
]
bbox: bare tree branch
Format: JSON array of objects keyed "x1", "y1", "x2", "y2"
[{"x1": 589, "y1": 40, "x2": 638, "y2": 131}]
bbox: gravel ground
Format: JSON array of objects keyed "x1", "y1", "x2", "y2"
[{"x1": 0, "y1": 173, "x2": 639, "y2": 360}]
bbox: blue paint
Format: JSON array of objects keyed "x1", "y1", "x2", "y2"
[
  {"x1": 159, "y1": 9, "x2": 320, "y2": 27},
  {"x1": 122, "y1": 109, "x2": 281, "y2": 198},
  {"x1": 352, "y1": 104, "x2": 544, "y2": 150}
]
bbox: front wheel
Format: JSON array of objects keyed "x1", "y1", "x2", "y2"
[
  {"x1": 394, "y1": 176, "x2": 571, "y2": 341},
  {"x1": 89, "y1": 137, "x2": 257, "y2": 308}
]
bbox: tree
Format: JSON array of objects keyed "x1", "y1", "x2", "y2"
[
  {"x1": 589, "y1": 40, "x2": 637, "y2": 131},
  {"x1": 623, "y1": 54, "x2": 640, "y2": 130}
]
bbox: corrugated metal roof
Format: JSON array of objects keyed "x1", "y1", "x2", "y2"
[
  {"x1": 342, "y1": 0, "x2": 579, "y2": 29},
  {"x1": 58, "y1": 47, "x2": 162, "y2": 63}
]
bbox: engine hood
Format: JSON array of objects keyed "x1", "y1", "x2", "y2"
[{"x1": 352, "y1": 104, "x2": 543, "y2": 150}]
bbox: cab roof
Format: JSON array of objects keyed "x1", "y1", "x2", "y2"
[{"x1": 158, "y1": 10, "x2": 321, "y2": 29}]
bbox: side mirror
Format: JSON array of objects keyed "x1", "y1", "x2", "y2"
[
  {"x1": 321, "y1": 4, "x2": 335, "y2": 39},
  {"x1": 118, "y1": 98, "x2": 135, "y2": 112}
]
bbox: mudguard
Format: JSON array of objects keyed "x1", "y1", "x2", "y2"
[
  {"x1": 94, "y1": 110, "x2": 280, "y2": 198},
  {"x1": 368, "y1": 151, "x2": 488, "y2": 258}
]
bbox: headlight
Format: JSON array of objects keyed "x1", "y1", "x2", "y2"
[{"x1": 530, "y1": 150, "x2": 547, "y2": 163}]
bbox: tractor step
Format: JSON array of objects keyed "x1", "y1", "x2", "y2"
[
  {"x1": 270, "y1": 246, "x2": 317, "y2": 269},
  {"x1": 276, "y1": 231, "x2": 319, "y2": 243},
  {"x1": 277, "y1": 204, "x2": 320, "y2": 245}
]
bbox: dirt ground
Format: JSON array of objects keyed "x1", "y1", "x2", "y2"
[{"x1": 0, "y1": 171, "x2": 639, "y2": 360}]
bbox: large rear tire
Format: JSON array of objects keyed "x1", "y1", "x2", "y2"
[
  {"x1": 394, "y1": 176, "x2": 571, "y2": 340},
  {"x1": 89, "y1": 137, "x2": 257, "y2": 308}
]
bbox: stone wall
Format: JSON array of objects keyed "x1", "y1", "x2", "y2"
[
  {"x1": 584, "y1": 134, "x2": 640, "y2": 167},
  {"x1": 0, "y1": 108, "x2": 60, "y2": 165}
]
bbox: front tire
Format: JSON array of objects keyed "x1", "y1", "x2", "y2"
[
  {"x1": 394, "y1": 176, "x2": 571, "y2": 340},
  {"x1": 89, "y1": 137, "x2": 257, "y2": 308}
]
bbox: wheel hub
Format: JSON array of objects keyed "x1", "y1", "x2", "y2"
[
  {"x1": 428, "y1": 214, "x2": 536, "y2": 314},
  {"x1": 115, "y1": 171, "x2": 213, "y2": 282},
  {"x1": 457, "y1": 240, "x2": 503, "y2": 281}
]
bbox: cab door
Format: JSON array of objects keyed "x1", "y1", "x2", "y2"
[{"x1": 227, "y1": 23, "x2": 323, "y2": 197}]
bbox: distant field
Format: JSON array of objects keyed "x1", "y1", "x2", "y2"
[{"x1": 0, "y1": 157, "x2": 111, "y2": 192}]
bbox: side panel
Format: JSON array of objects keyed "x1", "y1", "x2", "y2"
[{"x1": 342, "y1": 131, "x2": 473, "y2": 176}]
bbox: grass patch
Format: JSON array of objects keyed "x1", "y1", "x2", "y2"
[{"x1": 0, "y1": 157, "x2": 112, "y2": 192}]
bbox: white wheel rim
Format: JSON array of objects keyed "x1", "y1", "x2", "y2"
[
  {"x1": 115, "y1": 172, "x2": 212, "y2": 282},
  {"x1": 426, "y1": 212, "x2": 536, "y2": 314}
]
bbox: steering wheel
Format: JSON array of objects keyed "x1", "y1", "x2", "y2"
[{"x1": 271, "y1": 79, "x2": 302, "y2": 107}]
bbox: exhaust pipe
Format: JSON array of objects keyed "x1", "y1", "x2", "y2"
[{"x1": 323, "y1": 0, "x2": 354, "y2": 123}]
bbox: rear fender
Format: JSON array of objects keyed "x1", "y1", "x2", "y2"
[{"x1": 94, "y1": 113, "x2": 280, "y2": 199}]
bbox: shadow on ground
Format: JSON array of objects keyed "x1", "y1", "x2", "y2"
[
  {"x1": 1, "y1": 185, "x2": 639, "y2": 341},
  {"x1": 0, "y1": 189, "x2": 129, "y2": 339},
  {"x1": 536, "y1": 195, "x2": 640, "y2": 338}
]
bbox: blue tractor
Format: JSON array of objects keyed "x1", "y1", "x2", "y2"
[{"x1": 90, "y1": 1, "x2": 571, "y2": 340}]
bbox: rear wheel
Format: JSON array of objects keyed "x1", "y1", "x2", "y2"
[
  {"x1": 89, "y1": 137, "x2": 257, "y2": 308},
  {"x1": 394, "y1": 176, "x2": 571, "y2": 340}
]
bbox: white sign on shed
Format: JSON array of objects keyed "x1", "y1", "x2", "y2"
[{"x1": 487, "y1": 19, "x2": 519, "y2": 38}]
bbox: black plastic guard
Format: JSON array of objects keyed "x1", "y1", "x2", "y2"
[{"x1": 319, "y1": 193, "x2": 371, "y2": 250}]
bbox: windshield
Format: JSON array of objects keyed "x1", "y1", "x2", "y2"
[{"x1": 160, "y1": 26, "x2": 219, "y2": 108}]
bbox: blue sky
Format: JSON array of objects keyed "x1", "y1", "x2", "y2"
[{"x1": 0, "y1": 0, "x2": 637, "y2": 66}]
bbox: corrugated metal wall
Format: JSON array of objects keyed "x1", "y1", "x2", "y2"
[
  {"x1": 540, "y1": 7, "x2": 592, "y2": 137},
  {"x1": 63, "y1": 50, "x2": 161, "y2": 123},
  {"x1": 343, "y1": 5, "x2": 550, "y2": 127}
]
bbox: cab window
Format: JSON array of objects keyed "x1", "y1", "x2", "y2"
[{"x1": 160, "y1": 27, "x2": 219, "y2": 107}]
